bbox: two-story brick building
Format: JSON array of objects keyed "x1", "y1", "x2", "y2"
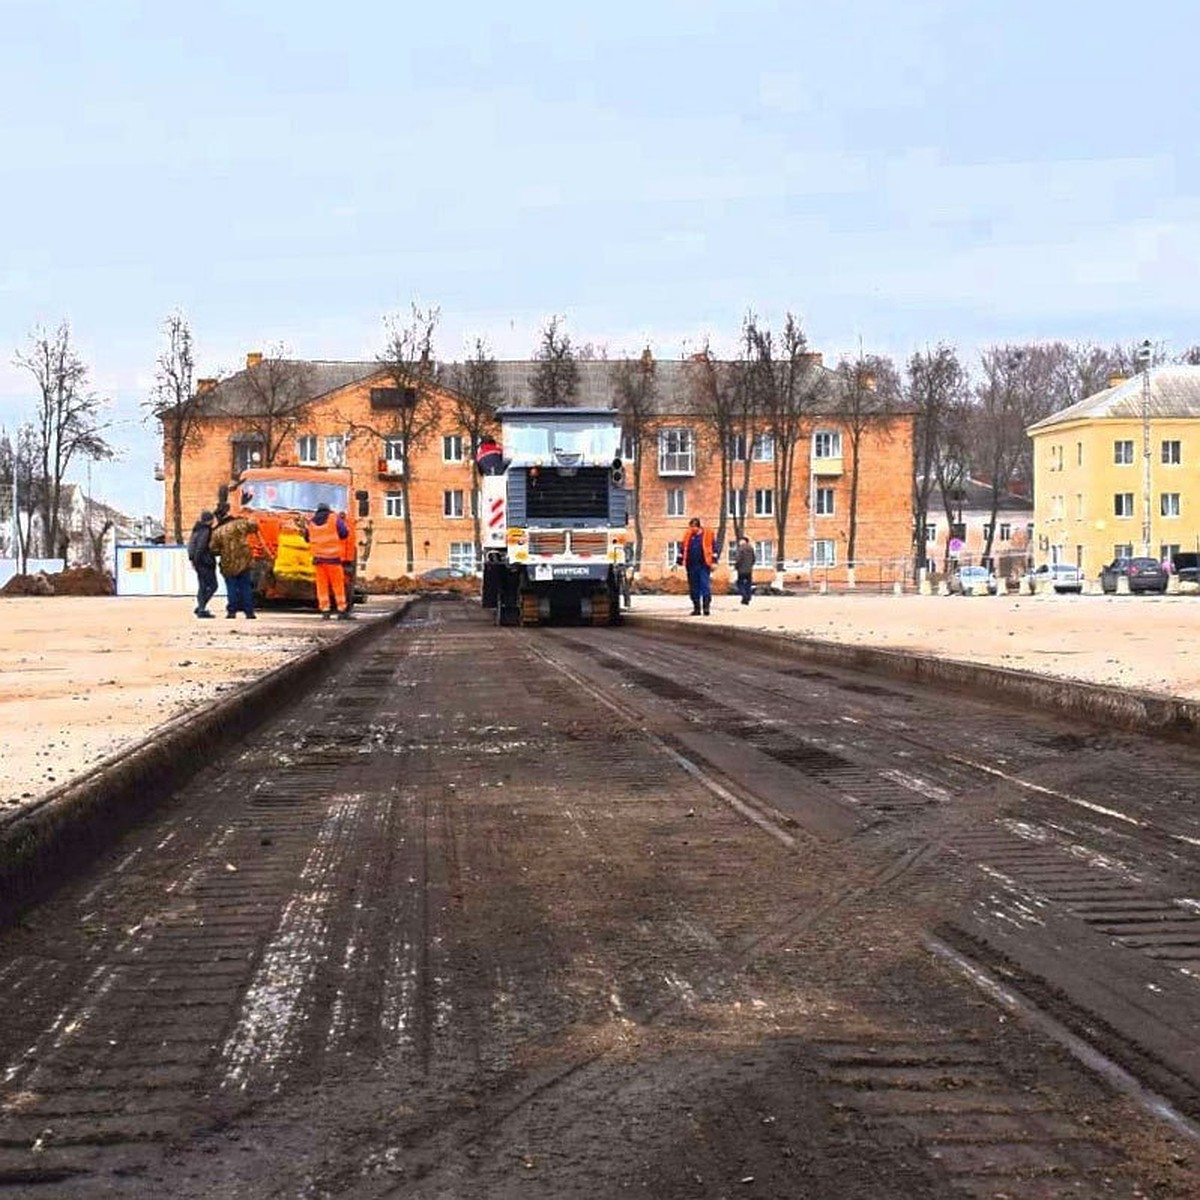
[{"x1": 164, "y1": 351, "x2": 915, "y2": 587}]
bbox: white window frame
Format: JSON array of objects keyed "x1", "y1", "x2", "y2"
[
  {"x1": 658, "y1": 428, "x2": 695, "y2": 476},
  {"x1": 754, "y1": 539, "x2": 774, "y2": 567},
  {"x1": 1162, "y1": 440, "x2": 1182, "y2": 465},
  {"x1": 383, "y1": 437, "x2": 406, "y2": 473},
  {"x1": 1161, "y1": 541, "x2": 1181, "y2": 562},
  {"x1": 728, "y1": 433, "x2": 748, "y2": 462},
  {"x1": 449, "y1": 541, "x2": 476, "y2": 573},
  {"x1": 443, "y1": 433, "x2": 465, "y2": 463},
  {"x1": 233, "y1": 441, "x2": 264, "y2": 473},
  {"x1": 1114, "y1": 439, "x2": 1134, "y2": 466},
  {"x1": 726, "y1": 488, "x2": 746, "y2": 519},
  {"x1": 1114, "y1": 492, "x2": 1134, "y2": 518},
  {"x1": 999, "y1": 522, "x2": 1012, "y2": 540},
  {"x1": 752, "y1": 433, "x2": 774, "y2": 462},
  {"x1": 813, "y1": 429, "x2": 842, "y2": 459},
  {"x1": 1114, "y1": 542, "x2": 1134, "y2": 559},
  {"x1": 443, "y1": 489, "x2": 465, "y2": 519},
  {"x1": 815, "y1": 487, "x2": 835, "y2": 516},
  {"x1": 384, "y1": 491, "x2": 405, "y2": 518},
  {"x1": 666, "y1": 487, "x2": 686, "y2": 517},
  {"x1": 813, "y1": 538, "x2": 837, "y2": 566},
  {"x1": 621, "y1": 432, "x2": 637, "y2": 461},
  {"x1": 665, "y1": 540, "x2": 682, "y2": 568},
  {"x1": 754, "y1": 488, "x2": 774, "y2": 518},
  {"x1": 324, "y1": 435, "x2": 345, "y2": 467},
  {"x1": 297, "y1": 434, "x2": 318, "y2": 466},
  {"x1": 1161, "y1": 492, "x2": 1181, "y2": 517},
  {"x1": 924, "y1": 523, "x2": 936, "y2": 543}
]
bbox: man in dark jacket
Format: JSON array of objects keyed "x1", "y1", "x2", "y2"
[
  {"x1": 187, "y1": 510, "x2": 218, "y2": 618},
  {"x1": 734, "y1": 536, "x2": 756, "y2": 605}
]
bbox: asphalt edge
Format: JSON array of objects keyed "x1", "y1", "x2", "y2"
[
  {"x1": 625, "y1": 612, "x2": 1200, "y2": 743},
  {"x1": 0, "y1": 601, "x2": 414, "y2": 926}
]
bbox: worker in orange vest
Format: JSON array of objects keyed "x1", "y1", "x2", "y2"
[
  {"x1": 675, "y1": 516, "x2": 718, "y2": 615},
  {"x1": 302, "y1": 502, "x2": 352, "y2": 619}
]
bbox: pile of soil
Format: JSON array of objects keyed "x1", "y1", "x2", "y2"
[
  {"x1": 1, "y1": 567, "x2": 115, "y2": 597},
  {"x1": 365, "y1": 575, "x2": 477, "y2": 596}
]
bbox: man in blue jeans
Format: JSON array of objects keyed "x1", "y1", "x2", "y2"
[{"x1": 676, "y1": 516, "x2": 718, "y2": 615}]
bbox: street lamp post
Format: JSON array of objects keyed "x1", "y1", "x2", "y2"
[{"x1": 1136, "y1": 339, "x2": 1153, "y2": 557}]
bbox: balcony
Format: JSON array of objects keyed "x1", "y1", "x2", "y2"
[
  {"x1": 377, "y1": 458, "x2": 405, "y2": 479},
  {"x1": 811, "y1": 454, "x2": 843, "y2": 477}
]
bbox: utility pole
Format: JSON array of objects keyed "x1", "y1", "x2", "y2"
[{"x1": 1136, "y1": 339, "x2": 1153, "y2": 557}]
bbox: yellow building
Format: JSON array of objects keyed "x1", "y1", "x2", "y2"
[{"x1": 1027, "y1": 366, "x2": 1200, "y2": 575}]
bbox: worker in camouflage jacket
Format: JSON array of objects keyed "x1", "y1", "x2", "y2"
[{"x1": 210, "y1": 514, "x2": 260, "y2": 619}]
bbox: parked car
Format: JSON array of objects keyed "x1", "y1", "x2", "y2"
[
  {"x1": 1099, "y1": 557, "x2": 1168, "y2": 594},
  {"x1": 1172, "y1": 552, "x2": 1200, "y2": 585},
  {"x1": 948, "y1": 564, "x2": 998, "y2": 595},
  {"x1": 419, "y1": 567, "x2": 472, "y2": 582},
  {"x1": 1034, "y1": 562, "x2": 1085, "y2": 593}
]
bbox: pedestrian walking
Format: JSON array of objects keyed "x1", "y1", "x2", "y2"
[
  {"x1": 210, "y1": 514, "x2": 260, "y2": 619},
  {"x1": 302, "y1": 502, "x2": 352, "y2": 619},
  {"x1": 675, "y1": 516, "x2": 718, "y2": 615},
  {"x1": 186, "y1": 509, "x2": 218, "y2": 618},
  {"x1": 734, "y1": 536, "x2": 756, "y2": 605}
]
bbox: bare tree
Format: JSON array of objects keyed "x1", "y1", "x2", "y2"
[
  {"x1": 833, "y1": 351, "x2": 901, "y2": 570},
  {"x1": 609, "y1": 349, "x2": 659, "y2": 570},
  {"x1": 219, "y1": 345, "x2": 315, "y2": 468},
  {"x1": 373, "y1": 304, "x2": 441, "y2": 574},
  {"x1": 529, "y1": 316, "x2": 580, "y2": 408},
  {"x1": 445, "y1": 338, "x2": 504, "y2": 561},
  {"x1": 746, "y1": 313, "x2": 824, "y2": 570},
  {"x1": 14, "y1": 322, "x2": 113, "y2": 559},
  {"x1": 146, "y1": 311, "x2": 207, "y2": 543},
  {"x1": 1177, "y1": 345, "x2": 1200, "y2": 366},
  {"x1": 686, "y1": 339, "x2": 744, "y2": 558},
  {"x1": 907, "y1": 345, "x2": 969, "y2": 578}
]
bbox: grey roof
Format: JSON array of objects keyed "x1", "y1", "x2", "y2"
[
  {"x1": 198, "y1": 360, "x2": 383, "y2": 416},
  {"x1": 928, "y1": 477, "x2": 1033, "y2": 515},
  {"x1": 198, "y1": 356, "x2": 847, "y2": 417},
  {"x1": 1027, "y1": 365, "x2": 1200, "y2": 433}
]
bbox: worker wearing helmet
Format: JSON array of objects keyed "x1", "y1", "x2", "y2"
[{"x1": 302, "y1": 502, "x2": 351, "y2": 619}]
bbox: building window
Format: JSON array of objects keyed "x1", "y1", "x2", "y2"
[
  {"x1": 726, "y1": 489, "x2": 746, "y2": 519},
  {"x1": 752, "y1": 433, "x2": 774, "y2": 462},
  {"x1": 950, "y1": 522, "x2": 967, "y2": 541},
  {"x1": 620, "y1": 431, "x2": 637, "y2": 461},
  {"x1": 665, "y1": 540, "x2": 682, "y2": 568},
  {"x1": 233, "y1": 440, "x2": 265, "y2": 473},
  {"x1": 1076, "y1": 442, "x2": 1083, "y2": 466},
  {"x1": 443, "y1": 434, "x2": 464, "y2": 463},
  {"x1": 982, "y1": 523, "x2": 992, "y2": 541},
  {"x1": 666, "y1": 488, "x2": 685, "y2": 517},
  {"x1": 658, "y1": 428, "x2": 694, "y2": 475},
  {"x1": 383, "y1": 437, "x2": 405, "y2": 472},
  {"x1": 813, "y1": 538, "x2": 837, "y2": 566},
  {"x1": 1161, "y1": 492, "x2": 1181, "y2": 517},
  {"x1": 297, "y1": 434, "x2": 318, "y2": 465},
  {"x1": 385, "y1": 491, "x2": 405, "y2": 518},
  {"x1": 324, "y1": 435, "x2": 345, "y2": 467},
  {"x1": 1161, "y1": 542, "x2": 1181, "y2": 563},
  {"x1": 815, "y1": 487, "x2": 835, "y2": 516},
  {"x1": 813, "y1": 429, "x2": 841, "y2": 459},
  {"x1": 924, "y1": 523, "x2": 936, "y2": 543},
  {"x1": 1114, "y1": 542, "x2": 1133, "y2": 558},
  {"x1": 1162, "y1": 440, "x2": 1182, "y2": 465},
  {"x1": 999, "y1": 522, "x2": 1011, "y2": 540},
  {"x1": 449, "y1": 541, "x2": 476, "y2": 573},
  {"x1": 443, "y1": 490, "x2": 465, "y2": 518},
  {"x1": 754, "y1": 539, "x2": 774, "y2": 566},
  {"x1": 754, "y1": 488, "x2": 774, "y2": 517},
  {"x1": 728, "y1": 433, "x2": 748, "y2": 462},
  {"x1": 1114, "y1": 493, "x2": 1134, "y2": 517},
  {"x1": 1114, "y1": 440, "x2": 1134, "y2": 465}
]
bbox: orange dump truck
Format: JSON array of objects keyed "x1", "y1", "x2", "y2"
[{"x1": 216, "y1": 466, "x2": 368, "y2": 604}]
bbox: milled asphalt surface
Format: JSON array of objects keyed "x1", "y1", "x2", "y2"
[{"x1": 2, "y1": 585, "x2": 1198, "y2": 921}]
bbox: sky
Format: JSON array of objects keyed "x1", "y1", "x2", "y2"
[{"x1": 2, "y1": 0, "x2": 1198, "y2": 518}]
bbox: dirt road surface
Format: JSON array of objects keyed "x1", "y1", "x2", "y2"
[{"x1": 2, "y1": 597, "x2": 1200, "y2": 1197}]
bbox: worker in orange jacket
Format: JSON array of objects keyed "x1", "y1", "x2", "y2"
[
  {"x1": 675, "y1": 516, "x2": 718, "y2": 615},
  {"x1": 302, "y1": 502, "x2": 352, "y2": 619}
]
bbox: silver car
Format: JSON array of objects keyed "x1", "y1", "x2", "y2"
[
  {"x1": 949, "y1": 565, "x2": 998, "y2": 595},
  {"x1": 1034, "y1": 563, "x2": 1084, "y2": 593}
]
